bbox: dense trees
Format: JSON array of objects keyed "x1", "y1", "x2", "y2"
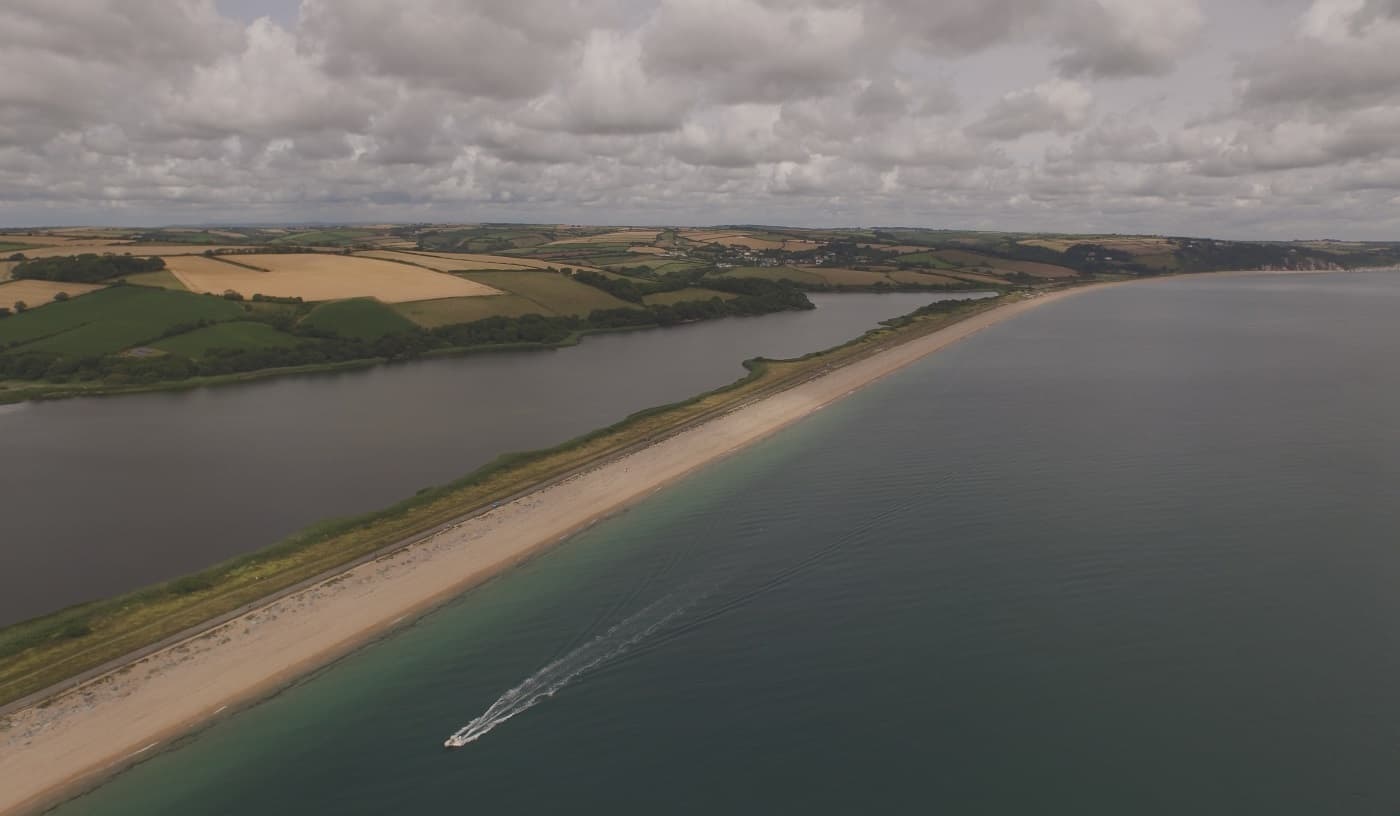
[{"x1": 13, "y1": 254, "x2": 165, "y2": 283}]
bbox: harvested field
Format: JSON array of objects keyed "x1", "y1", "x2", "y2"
[
  {"x1": 460, "y1": 270, "x2": 635, "y2": 315},
  {"x1": 713, "y1": 235, "x2": 785, "y2": 250},
  {"x1": 167, "y1": 254, "x2": 498, "y2": 303},
  {"x1": 0, "y1": 279, "x2": 105, "y2": 308},
  {"x1": 545, "y1": 230, "x2": 660, "y2": 246},
  {"x1": 356, "y1": 250, "x2": 533, "y2": 273},
  {"x1": 0, "y1": 261, "x2": 16, "y2": 282},
  {"x1": 642, "y1": 288, "x2": 738, "y2": 306},
  {"x1": 393, "y1": 294, "x2": 542, "y2": 327}
]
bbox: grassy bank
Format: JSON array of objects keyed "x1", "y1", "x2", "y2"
[{"x1": 0, "y1": 293, "x2": 1011, "y2": 708}]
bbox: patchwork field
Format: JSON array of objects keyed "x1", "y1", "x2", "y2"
[
  {"x1": 167, "y1": 254, "x2": 499, "y2": 303},
  {"x1": 626, "y1": 246, "x2": 670, "y2": 256},
  {"x1": 0, "y1": 286, "x2": 244, "y2": 355},
  {"x1": 152, "y1": 322, "x2": 301, "y2": 358},
  {"x1": 886, "y1": 270, "x2": 966, "y2": 287},
  {"x1": 405, "y1": 250, "x2": 604, "y2": 274},
  {"x1": 460, "y1": 270, "x2": 635, "y2": 315},
  {"x1": 355, "y1": 250, "x2": 538, "y2": 273},
  {"x1": 546, "y1": 230, "x2": 660, "y2": 245},
  {"x1": 0, "y1": 279, "x2": 105, "y2": 308},
  {"x1": 393, "y1": 294, "x2": 542, "y2": 327}
]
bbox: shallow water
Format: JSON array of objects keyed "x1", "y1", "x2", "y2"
[
  {"x1": 50, "y1": 270, "x2": 1400, "y2": 814},
  {"x1": 0, "y1": 292, "x2": 959, "y2": 623}
]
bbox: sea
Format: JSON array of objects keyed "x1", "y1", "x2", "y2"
[{"x1": 49, "y1": 270, "x2": 1400, "y2": 814}]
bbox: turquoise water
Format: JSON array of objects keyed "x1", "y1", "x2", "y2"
[{"x1": 52, "y1": 271, "x2": 1400, "y2": 814}]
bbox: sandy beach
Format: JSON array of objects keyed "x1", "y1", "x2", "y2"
[{"x1": 0, "y1": 285, "x2": 1097, "y2": 815}]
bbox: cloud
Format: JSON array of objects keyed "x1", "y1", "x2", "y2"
[
  {"x1": 968, "y1": 80, "x2": 1094, "y2": 140},
  {"x1": 0, "y1": 0, "x2": 1396, "y2": 239}
]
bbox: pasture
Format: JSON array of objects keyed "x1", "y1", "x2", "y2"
[
  {"x1": 122, "y1": 270, "x2": 189, "y2": 290},
  {"x1": 0, "y1": 287, "x2": 244, "y2": 355},
  {"x1": 0, "y1": 279, "x2": 105, "y2": 308},
  {"x1": 154, "y1": 322, "x2": 302, "y2": 358},
  {"x1": 642, "y1": 288, "x2": 738, "y2": 306},
  {"x1": 301, "y1": 298, "x2": 420, "y2": 339},
  {"x1": 460, "y1": 270, "x2": 635, "y2": 315},
  {"x1": 393, "y1": 294, "x2": 542, "y2": 327},
  {"x1": 712, "y1": 266, "x2": 827, "y2": 286},
  {"x1": 545, "y1": 230, "x2": 660, "y2": 245},
  {"x1": 167, "y1": 254, "x2": 498, "y2": 303}
]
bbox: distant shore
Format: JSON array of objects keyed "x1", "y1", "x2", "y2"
[{"x1": 0, "y1": 282, "x2": 1109, "y2": 815}]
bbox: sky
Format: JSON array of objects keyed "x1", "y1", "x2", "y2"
[{"x1": 2, "y1": 0, "x2": 1399, "y2": 239}]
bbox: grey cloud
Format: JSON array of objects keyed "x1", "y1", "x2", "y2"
[{"x1": 968, "y1": 80, "x2": 1093, "y2": 140}]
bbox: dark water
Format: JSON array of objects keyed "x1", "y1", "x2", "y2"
[
  {"x1": 0, "y1": 293, "x2": 961, "y2": 624},
  {"x1": 47, "y1": 270, "x2": 1400, "y2": 814}
]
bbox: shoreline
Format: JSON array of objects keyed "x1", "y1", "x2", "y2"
[{"x1": 0, "y1": 281, "x2": 1109, "y2": 814}]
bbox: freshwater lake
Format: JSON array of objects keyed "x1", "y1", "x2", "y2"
[
  {"x1": 0, "y1": 292, "x2": 963, "y2": 624},
  {"x1": 49, "y1": 269, "x2": 1400, "y2": 814}
]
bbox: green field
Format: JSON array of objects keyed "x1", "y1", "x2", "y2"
[
  {"x1": 460, "y1": 270, "x2": 635, "y2": 315},
  {"x1": 0, "y1": 286, "x2": 244, "y2": 355},
  {"x1": 269, "y1": 229, "x2": 378, "y2": 247},
  {"x1": 895, "y1": 251, "x2": 958, "y2": 269},
  {"x1": 122, "y1": 269, "x2": 188, "y2": 290},
  {"x1": 0, "y1": 241, "x2": 35, "y2": 253},
  {"x1": 300, "y1": 298, "x2": 419, "y2": 339},
  {"x1": 153, "y1": 321, "x2": 302, "y2": 358},
  {"x1": 393, "y1": 294, "x2": 542, "y2": 327},
  {"x1": 642, "y1": 288, "x2": 737, "y2": 306},
  {"x1": 711, "y1": 266, "x2": 827, "y2": 285}
]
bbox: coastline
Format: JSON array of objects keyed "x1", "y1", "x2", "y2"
[{"x1": 0, "y1": 282, "x2": 1097, "y2": 815}]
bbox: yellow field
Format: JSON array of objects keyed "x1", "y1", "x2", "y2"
[
  {"x1": 166, "y1": 254, "x2": 499, "y2": 303},
  {"x1": 396, "y1": 250, "x2": 605, "y2": 274},
  {"x1": 357, "y1": 250, "x2": 534, "y2": 273},
  {"x1": 0, "y1": 279, "x2": 105, "y2": 308},
  {"x1": 546, "y1": 230, "x2": 660, "y2": 245}
]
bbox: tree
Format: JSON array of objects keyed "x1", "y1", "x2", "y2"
[
  {"x1": 53, "y1": 291, "x2": 69, "y2": 302},
  {"x1": 14, "y1": 300, "x2": 27, "y2": 312}
]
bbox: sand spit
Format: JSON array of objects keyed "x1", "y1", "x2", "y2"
[{"x1": 0, "y1": 285, "x2": 1096, "y2": 815}]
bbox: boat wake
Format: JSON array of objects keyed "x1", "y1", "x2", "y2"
[{"x1": 444, "y1": 590, "x2": 703, "y2": 749}]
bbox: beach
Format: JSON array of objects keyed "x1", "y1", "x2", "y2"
[{"x1": 0, "y1": 285, "x2": 1094, "y2": 815}]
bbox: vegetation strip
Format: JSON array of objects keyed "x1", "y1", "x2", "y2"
[{"x1": 0, "y1": 293, "x2": 1005, "y2": 710}]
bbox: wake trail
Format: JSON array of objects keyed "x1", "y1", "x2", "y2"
[{"x1": 444, "y1": 589, "x2": 705, "y2": 748}]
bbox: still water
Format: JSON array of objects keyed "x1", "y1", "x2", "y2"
[
  {"x1": 0, "y1": 293, "x2": 963, "y2": 623},
  {"x1": 52, "y1": 270, "x2": 1400, "y2": 814}
]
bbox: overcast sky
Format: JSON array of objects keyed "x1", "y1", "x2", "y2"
[{"x1": 2, "y1": 0, "x2": 1398, "y2": 239}]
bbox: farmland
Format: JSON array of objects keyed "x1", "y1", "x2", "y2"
[
  {"x1": 393, "y1": 295, "x2": 541, "y2": 327},
  {"x1": 0, "y1": 279, "x2": 105, "y2": 308},
  {"x1": 0, "y1": 286, "x2": 244, "y2": 355},
  {"x1": 152, "y1": 321, "x2": 302, "y2": 358},
  {"x1": 9, "y1": 244, "x2": 251, "y2": 260},
  {"x1": 460, "y1": 270, "x2": 636, "y2": 315},
  {"x1": 167, "y1": 254, "x2": 498, "y2": 303},
  {"x1": 642, "y1": 288, "x2": 738, "y2": 306},
  {"x1": 300, "y1": 298, "x2": 420, "y2": 339}
]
